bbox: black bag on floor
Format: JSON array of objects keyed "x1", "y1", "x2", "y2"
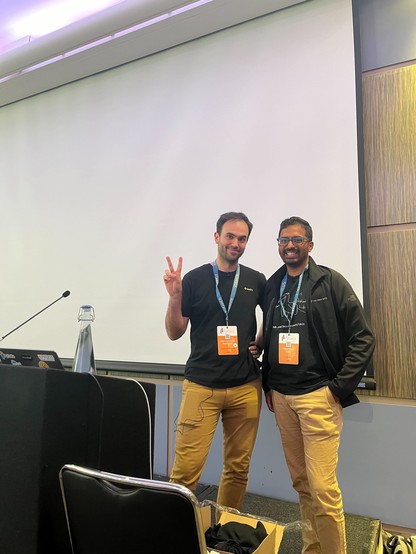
[{"x1": 205, "y1": 520, "x2": 268, "y2": 554}]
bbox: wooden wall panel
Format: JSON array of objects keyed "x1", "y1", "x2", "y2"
[
  {"x1": 362, "y1": 61, "x2": 416, "y2": 399},
  {"x1": 363, "y1": 64, "x2": 416, "y2": 227},
  {"x1": 367, "y1": 229, "x2": 416, "y2": 399}
]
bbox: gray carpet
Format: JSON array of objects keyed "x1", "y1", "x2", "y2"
[
  {"x1": 195, "y1": 483, "x2": 381, "y2": 554},
  {"x1": 155, "y1": 477, "x2": 381, "y2": 553}
]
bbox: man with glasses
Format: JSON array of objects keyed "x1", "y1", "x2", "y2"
[
  {"x1": 164, "y1": 212, "x2": 265, "y2": 510},
  {"x1": 261, "y1": 216, "x2": 375, "y2": 554}
]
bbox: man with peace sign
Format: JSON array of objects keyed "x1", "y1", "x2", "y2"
[{"x1": 164, "y1": 211, "x2": 265, "y2": 510}]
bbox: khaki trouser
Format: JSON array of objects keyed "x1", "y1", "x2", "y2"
[
  {"x1": 272, "y1": 387, "x2": 346, "y2": 554},
  {"x1": 170, "y1": 378, "x2": 262, "y2": 510}
]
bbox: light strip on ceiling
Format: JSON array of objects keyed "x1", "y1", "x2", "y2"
[
  {"x1": 0, "y1": 0, "x2": 310, "y2": 107},
  {"x1": 0, "y1": 0, "x2": 214, "y2": 83},
  {"x1": 7, "y1": 0, "x2": 124, "y2": 44}
]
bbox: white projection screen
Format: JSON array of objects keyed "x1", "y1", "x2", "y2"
[{"x1": 0, "y1": 0, "x2": 363, "y2": 366}]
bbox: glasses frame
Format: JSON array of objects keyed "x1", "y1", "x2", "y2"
[{"x1": 276, "y1": 236, "x2": 310, "y2": 246}]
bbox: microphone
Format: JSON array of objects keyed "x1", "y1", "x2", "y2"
[{"x1": 0, "y1": 291, "x2": 71, "y2": 343}]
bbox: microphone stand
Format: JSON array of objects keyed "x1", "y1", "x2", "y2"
[{"x1": 0, "y1": 291, "x2": 71, "y2": 343}]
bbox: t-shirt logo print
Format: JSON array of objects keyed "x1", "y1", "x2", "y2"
[{"x1": 280, "y1": 292, "x2": 306, "y2": 318}]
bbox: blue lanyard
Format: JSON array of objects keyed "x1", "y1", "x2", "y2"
[
  {"x1": 279, "y1": 266, "x2": 307, "y2": 331},
  {"x1": 212, "y1": 261, "x2": 240, "y2": 326}
]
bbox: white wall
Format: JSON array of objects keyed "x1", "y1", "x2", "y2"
[{"x1": 358, "y1": 0, "x2": 416, "y2": 71}]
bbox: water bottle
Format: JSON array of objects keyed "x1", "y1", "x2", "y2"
[{"x1": 72, "y1": 305, "x2": 96, "y2": 374}]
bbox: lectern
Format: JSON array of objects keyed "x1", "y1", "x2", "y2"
[{"x1": 0, "y1": 365, "x2": 155, "y2": 554}]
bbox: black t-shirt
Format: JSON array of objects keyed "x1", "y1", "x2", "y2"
[
  {"x1": 267, "y1": 272, "x2": 327, "y2": 395},
  {"x1": 182, "y1": 263, "x2": 266, "y2": 388}
]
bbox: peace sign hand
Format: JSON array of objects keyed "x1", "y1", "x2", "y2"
[{"x1": 163, "y1": 256, "x2": 183, "y2": 298}]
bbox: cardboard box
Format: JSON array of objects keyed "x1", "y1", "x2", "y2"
[{"x1": 201, "y1": 504, "x2": 284, "y2": 554}]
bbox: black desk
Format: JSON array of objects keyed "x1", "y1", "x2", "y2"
[{"x1": 0, "y1": 365, "x2": 155, "y2": 554}]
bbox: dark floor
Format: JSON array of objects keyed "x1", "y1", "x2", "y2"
[
  {"x1": 155, "y1": 475, "x2": 381, "y2": 553},
  {"x1": 195, "y1": 482, "x2": 381, "y2": 554}
]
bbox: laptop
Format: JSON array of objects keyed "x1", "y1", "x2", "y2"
[{"x1": 0, "y1": 348, "x2": 65, "y2": 370}]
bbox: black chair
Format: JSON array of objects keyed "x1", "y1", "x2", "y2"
[{"x1": 59, "y1": 464, "x2": 207, "y2": 554}]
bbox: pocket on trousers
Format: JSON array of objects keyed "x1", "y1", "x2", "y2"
[{"x1": 324, "y1": 385, "x2": 339, "y2": 407}]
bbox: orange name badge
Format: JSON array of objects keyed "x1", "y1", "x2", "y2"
[
  {"x1": 217, "y1": 326, "x2": 239, "y2": 356},
  {"x1": 278, "y1": 333, "x2": 299, "y2": 365}
]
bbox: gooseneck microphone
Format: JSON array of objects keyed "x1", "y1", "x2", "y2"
[{"x1": 0, "y1": 290, "x2": 71, "y2": 342}]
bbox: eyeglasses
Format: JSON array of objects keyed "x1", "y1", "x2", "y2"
[{"x1": 276, "y1": 236, "x2": 310, "y2": 246}]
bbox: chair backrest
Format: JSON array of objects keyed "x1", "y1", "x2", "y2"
[{"x1": 60, "y1": 464, "x2": 207, "y2": 554}]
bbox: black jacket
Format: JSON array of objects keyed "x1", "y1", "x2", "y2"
[{"x1": 262, "y1": 257, "x2": 375, "y2": 407}]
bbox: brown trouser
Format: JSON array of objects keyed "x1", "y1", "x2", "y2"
[
  {"x1": 272, "y1": 387, "x2": 346, "y2": 554},
  {"x1": 170, "y1": 377, "x2": 262, "y2": 510}
]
